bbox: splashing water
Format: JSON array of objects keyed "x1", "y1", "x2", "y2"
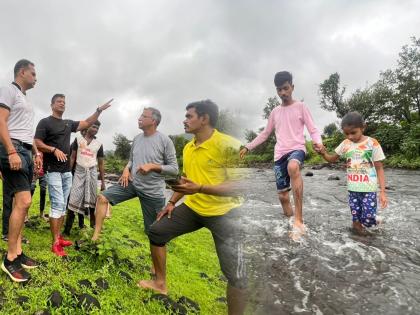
[{"x1": 242, "y1": 168, "x2": 420, "y2": 315}]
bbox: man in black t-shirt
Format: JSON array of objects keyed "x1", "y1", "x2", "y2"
[{"x1": 35, "y1": 94, "x2": 112, "y2": 257}]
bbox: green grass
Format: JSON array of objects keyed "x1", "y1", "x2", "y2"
[{"x1": 0, "y1": 182, "x2": 227, "y2": 314}]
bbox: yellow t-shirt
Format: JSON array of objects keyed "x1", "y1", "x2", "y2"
[{"x1": 183, "y1": 129, "x2": 242, "y2": 216}]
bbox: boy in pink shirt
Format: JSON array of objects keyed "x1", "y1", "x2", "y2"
[{"x1": 240, "y1": 71, "x2": 323, "y2": 239}]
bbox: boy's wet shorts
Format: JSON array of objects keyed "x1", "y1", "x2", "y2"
[{"x1": 273, "y1": 150, "x2": 305, "y2": 192}]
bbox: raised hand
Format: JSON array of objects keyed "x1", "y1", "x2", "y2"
[{"x1": 98, "y1": 98, "x2": 113, "y2": 112}]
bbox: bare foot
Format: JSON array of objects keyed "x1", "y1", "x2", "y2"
[
  {"x1": 283, "y1": 211, "x2": 293, "y2": 217},
  {"x1": 352, "y1": 222, "x2": 368, "y2": 236},
  {"x1": 150, "y1": 265, "x2": 156, "y2": 279},
  {"x1": 137, "y1": 280, "x2": 167, "y2": 295},
  {"x1": 289, "y1": 221, "x2": 305, "y2": 241}
]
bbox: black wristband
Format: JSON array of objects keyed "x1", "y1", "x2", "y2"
[{"x1": 168, "y1": 200, "x2": 176, "y2": 205}]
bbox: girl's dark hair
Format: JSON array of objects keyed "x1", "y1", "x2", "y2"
[{"x1": 341, "y1": 111, "x2": 365, "y2": 128}]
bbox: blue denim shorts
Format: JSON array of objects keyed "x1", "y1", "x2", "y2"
[
  {"x1": 273, "y1": 150, "x2": 306, "y2": 192},
  {"x1": 46, "y1": 172, "x2": 73, "y2": 218}
]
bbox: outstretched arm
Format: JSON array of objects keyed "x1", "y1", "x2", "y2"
[
  {"x1": 77, "y1": 99, "x2": 113, "y2": 131},
  {"x1": 319, "y1": 147, "x2": 340, "y2": 163},
  {"x1": 242, "y1": 110, "x2": 276, "y2": 157}
]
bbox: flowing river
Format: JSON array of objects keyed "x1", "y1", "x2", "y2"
[{"x1": 242, "y1": 168, "x2": 420, "y2": 315}]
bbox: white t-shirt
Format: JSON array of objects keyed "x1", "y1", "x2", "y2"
[
  {"x1": 0, "y1": 83, "x2": 35, "y2": 145},
  {"x1": 74, "y1": 135, "x2": 103, "y2": 168},
  {"x1": 335, "y1": 137, "x2": 385, "y2": 192}
]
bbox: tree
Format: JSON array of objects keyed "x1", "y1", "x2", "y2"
[
  {"x1": 323, "y1": 122, "x2": 338, "y2": 137},
  {"x1": 169, "y1": 135, "x2": 189, "y2": 159},
  {"x1": 380, "y1": 37, "x2": 420, "y2": 123},
  {"x1": 319, "y1": 73, "x2": 347, "y2": 118},
  {"x1": 113, "y1": 133, "x2": 131, "y2": 160},
  {"x1": 263, "y1": 97, "x2": 280, "y2": 119},
  {"x1": 216, "y1": 109, "x2": 240, "y2": 137}
]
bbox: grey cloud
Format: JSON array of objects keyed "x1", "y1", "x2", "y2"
[{"x1": 1, "y1": 0, "x2": 419, "y2": 149}]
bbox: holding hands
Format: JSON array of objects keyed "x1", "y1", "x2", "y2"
[{"x1": 313, "y1": 143, "x2": 325, "y2": 154}]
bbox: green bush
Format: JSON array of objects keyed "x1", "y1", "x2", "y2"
[
  {"x1": 401, "y1": 122, "x2": 420, "y2": 158},
  {"x1": 372, "y1": 123, "x2": 405, "y2": 154},
  {"x1": 323, "y1": 131, "x2": 345, "y2": 151},
  {"x1": 386, "y1": 154, "x2": 420, "y2": 169},
  {"x1": 104, "y1": 155, "x2": 127, "y2": 174}
]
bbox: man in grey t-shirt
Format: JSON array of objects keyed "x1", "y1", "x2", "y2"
[{"x1": 92, "y1": 107, "x2": 178, "y2": 242}]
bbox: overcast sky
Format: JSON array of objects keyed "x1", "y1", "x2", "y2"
[{"x1": 1, "y1": 0, "x2": 419, "y2": 149}]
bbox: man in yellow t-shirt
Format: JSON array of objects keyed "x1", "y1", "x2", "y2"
[{"x1": 139, "y1": 100, "x2": 247, "y2": 315}]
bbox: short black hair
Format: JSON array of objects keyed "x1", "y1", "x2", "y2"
[
  {"x1": 341, "y1": 112, "x2": 365, "y2": 128},
  {"x1": 14, "y1": 59, "x2": 35, "y2": 78},
  {"x1": 92, "y1": 120, "x2": 101, "y2": 127},
  {"x1": 186, "y1": 100, "x2": 219, "y2": 127},
  {"x1": 51, "y1": 94, "x2": 65, "y2": 104},
  {"x1": 274, "y1": 71, "x2": 293, "y2": 87}
]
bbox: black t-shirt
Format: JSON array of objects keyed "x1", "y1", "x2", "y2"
[{"x1": 35, "y1": 116, "x2": 79, "y2": 173}]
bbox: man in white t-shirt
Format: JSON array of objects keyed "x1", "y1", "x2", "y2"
[
  {"x1": 0, "y1": 59, "x2": 42, "y2": 282},
  {"x1": 64, "y1": 121, "x2": 105, "y2": 235}
]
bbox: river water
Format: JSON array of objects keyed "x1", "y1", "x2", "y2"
[{"x1": 242, "y1": 168, "x2": 420, "y2": 315}]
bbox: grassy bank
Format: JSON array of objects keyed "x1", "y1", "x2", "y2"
[{"x1": 0, "y1": 182, "x2": 227, "y2": 314}]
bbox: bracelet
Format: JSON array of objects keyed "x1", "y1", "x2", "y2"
[
  {"x1": 51, "y1": 147, "x2": 56, "y2": 153},
  {"x1": 7, "y1": 151, "x2": 17, "y2": 156},
  {"x1": 168, "y1": 200, "x2": 176, "y2": 205},
  {"x1": 96, "y1": 107, "x2": 102, "y2": 114}
]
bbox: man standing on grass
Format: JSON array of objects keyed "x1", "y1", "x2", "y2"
[
  {"x1": 0, "y1": 59, "x2": 42, "y2": 282},
  {"x1": 91, "y1": 108, "x2": 178, "y2": 250},
  {"x1": 35, "y1": 94, "x2": 112, "y2": 257},
  {"x1": 139, "y1": 100, "x2": 247, "y2": 315},
  {"x1": 240, "y1": 71, "x2": 323, "y2": 240},
  {"x1": 63, "y1": 121, "x2": 105, "y2": 235}
]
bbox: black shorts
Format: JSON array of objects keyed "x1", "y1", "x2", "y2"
[
  {"x1": 148, "y1": 204, "x2": 247, "y2": 289},
  {"x1": 0, "y1": 140, "x2": 33, "y2": 195}
]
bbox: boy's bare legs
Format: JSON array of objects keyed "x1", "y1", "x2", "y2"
[
  {"x1": 138, "y1": 245, "x2": 167, "y2": 294},
  {"x1": 278, "y1": 191, "x2": 293, "y2": 217},
  {"x1": 91, "y1": 194, "x2": 109, "y2": 241},
  {"x1": 287, "y1": 161, "x2": 305, "y2": 239}
]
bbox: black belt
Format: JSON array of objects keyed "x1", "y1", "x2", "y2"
[{"x1": 11, "y1": 138, "x2": 33, "y2": 151}]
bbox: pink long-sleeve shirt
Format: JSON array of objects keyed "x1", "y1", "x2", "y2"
[{"x1": 246, "y1": 101, "x2": 322, "y2": 161}]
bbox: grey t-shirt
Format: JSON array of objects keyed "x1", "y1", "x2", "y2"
[
  {"x1": 127, "y1": 131, "x2": 178, "y2": 198},
  {"x1": 0, "y1": 83, "x2": 35, "y2": 145}
]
